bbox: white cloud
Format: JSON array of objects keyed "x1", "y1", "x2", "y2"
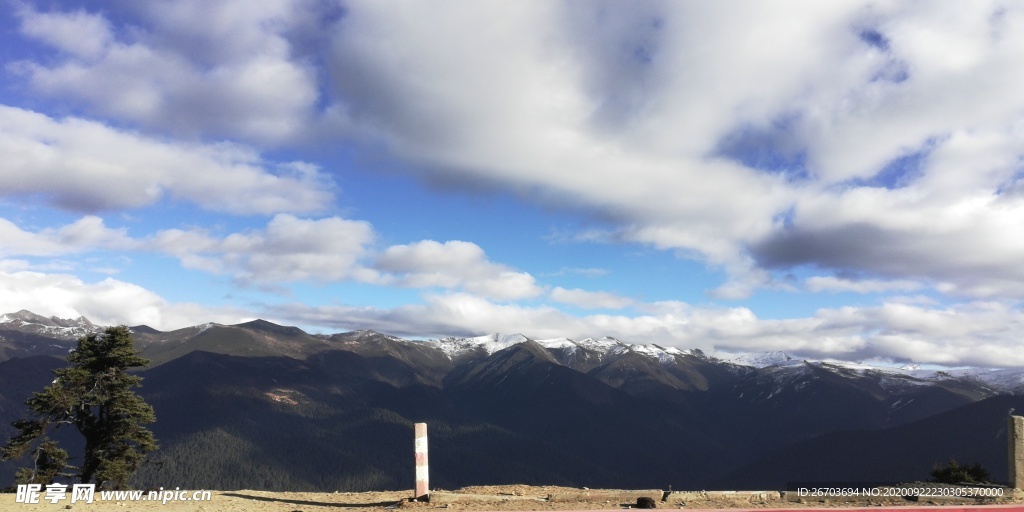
[
  {"x1": 799, "y1": 4, "x2": 1024, "y2": 183},
  {"x1": 0, "y1": 105, "x2": 334, "y2": 214},
  {"x1": 545, "y1": 267, "x2": 609, "y2": 278},
  {"x1": 13, "y1": 2, "x2": 320, "y2": 142},
  {"x1": 318, "y1": 1, "x2": 1024, "y2": 300},
  {"x1": 2, "y1": 265, "x2": 1016, "y2": 367},
  {"x1": 0, "y1": 259, "x2": 77, "y2": 273},
  {"x1": 277, "y1": 293, "x2": 1024, "y2": 367},
  {"x1": 806, "y1": 276, "x2": 924, "y2": 294},
  {"x1": 319, "y1": 1, "x2": 843, "y2": 281},
  {"x1": 549, "y1": 286, "x2": 633, "y2": 309},
  {"x1": 10, "y1": 0, "x2": 1024, "y2": 307},
  {"x1": 374, "y1": 240, "x2": 542, "y2": 300},
  {"x1": 0, "y1": 216, "x2": 545, "y2": 297},
  {"x1": 757, "y1": 173, "x2": 1024, "y2": 298},
  {"x1": 0, "y1": 214, "x2": 375, "y2": 285},
  {"x1": 0, "y1": 270, "x2": 251, "y2": 330},
  {"x1": 14, "y1": 1, "x2": 1024, "y2": 299},
  {"x1": 152, "y1": 214, "x2": 376, "y2": 284},
  {"x1": 18, "y1": 7, "x2": 112, "y2": 59},
  {"x1": 0, "y1": 216, "x2": 133, "y2": 256}
]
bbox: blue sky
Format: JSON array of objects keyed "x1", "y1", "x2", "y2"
[{"x1": 2, "y1": 1, "x2": 1024, "y2": 367}]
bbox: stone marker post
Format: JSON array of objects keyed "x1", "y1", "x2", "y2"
[
  {"x1": 415, "y1": 422, "x2": 429, "y2": 499},
  {"x1": 1009, "y1": 416, "x2": 1024, "y2": 490}
]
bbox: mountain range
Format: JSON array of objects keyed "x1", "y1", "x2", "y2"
[{"x1": 0, "y1": 309, "x2": 1021, "y2": 491}]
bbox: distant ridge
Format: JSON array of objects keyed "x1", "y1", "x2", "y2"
[
  {"x1": 1, "y1": 308, "x2": 1021, "y2": 491},
  {"x1": 4, "y1": 309, "x2": 1024, "y2": 380}
]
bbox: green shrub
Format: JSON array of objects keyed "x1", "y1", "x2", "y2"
[{"x1": 930, "y1": 458, "x2": 990, "y2": 484}]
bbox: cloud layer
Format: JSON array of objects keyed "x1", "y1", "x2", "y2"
[
  {"x1": 374, "y1": 240, "x2": 542, "y2": 300},
  {"x1": 3, "y1": 263, "x2": 1021, "y2": 367},
  {"x1": 4, "y1": 1, "x2": 1024, "y2": 367},
  {"x1": 13, "y1": 3, "x2": 321, "y2": 142},
  {"x1": 0, "y1": 269, "x2": 252, "y2": 328},
  {"x1": 316, "y1": 1, "x2": 1024, "y2": 300},
  {"x1": 0, "y1": 106, "x2": 333, "y2": 214},
  {"x1": 12, "y1": 1, "x2": 1024, "y2": 298},
  {"x1": 275, "y1": 294, "x2": 1024, "y2": 368}
]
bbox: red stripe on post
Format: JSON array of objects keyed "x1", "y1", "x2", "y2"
[{"x1": 414, "y1": 422, "x2": 429, "y2": 499}]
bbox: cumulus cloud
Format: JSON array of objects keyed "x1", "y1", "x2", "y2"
[
  {"x1": 12, "y1": 1, "x2": 1024, "y2": 301},
  {"x1": 753, "y1": 182, "x2": 1024, "y2": 298},
  {"x1": 0, "y1": 214, "x2": 376, "y2": 284},
  {"x1": 806, "y1": 276, "x2": 924, "y2": 294},
  {"x1": 0, "y1": 216, "x2": 133, "y2": 256},
  {"x1": 0, "y1": 269, "x2": 252, "y2": 329},
  {"x1": 12, "y1": 2, "x2": 321, "y2": 142},
  {"x1": 374, "y1": 240, "x2": 542, "y2": 300},
  {"x1": 0, "y1": 106, "x2": 334, "y2": 214},
  {"x1": 319, "y1": 1, "x2": 844, "y2": 277},
  {"x1": 317, "y1": 1, "x2": 1024, "y2": 300},
  {"x1": 0, "y1": 215, "x2": 546, "y2": 297},
  {"x1": 18, "y1": 6, "x2": 112, "y2": 59},
  {"x1": 151, "y1": 214, "x2": 377, "y2": 284}
]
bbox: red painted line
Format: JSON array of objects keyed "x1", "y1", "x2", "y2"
[
  {"x1": 470, "y1": 506, "x2": 1024, "y2": 512},
  {"x1": 675, "y1": 507, "x2": 1024, "y2": 512}
]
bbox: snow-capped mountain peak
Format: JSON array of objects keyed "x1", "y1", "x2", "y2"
[
  {"x1": 428, "y1": 332, "x2": 699, "y2": 368},
  {"x1": 935, "y1": 367, "x2": 1024, "y2": 393},
  {"x1": 0, "y1": 310, "x2": 102, "y2": 340},
  {"x1": 534, "y1": 336, "x2": 575, "y2": 349},
  {"x1": 475, "y1": 333, "x2": 530, "y2": 346},
  {"x1": 433, "y1": 333, "x2": 531, "y2": 359},
  {"x1": 433, "y1": 333, "x2": 698, "y2": 365},
  {"x1": 716, "y1": 350, "x2": 795, "y2": 368}
]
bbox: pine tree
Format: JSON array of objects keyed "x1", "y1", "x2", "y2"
[{"x1": 1, "y1": 326, "x2": 158, "y2": 489}]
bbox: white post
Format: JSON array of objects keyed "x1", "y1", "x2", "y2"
[
  {"x1": 1009, "y1": 416, "x2": 1024, "y2": 490},
  {"x1": 415, "y1": 423, "x2": 429, "y2": 499}
]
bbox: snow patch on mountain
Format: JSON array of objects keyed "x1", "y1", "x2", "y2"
[
  {"x1": 433, "y1": 333, "x2": 530, "y2": 359},
  {"x1": 536, "y1": 336, "x2": 695, "y2": 362},
  {"x1": 740, "y1": 362, "x2": 816, "y2": 401},
  {"x1": 535, "y1": 337, "x2": 575, "y2": 350},
  {"x1": 876, "y1": 374, "x2": 933, "y2": 392},
  {"x1": 431, "y1": 333, "x2": 698, "y2": 364},
  {"x1": 196, "y1": 322, "x2": 216, "y2": 334},
  {"x1": 932, "y1": 367, "x2": 1024, "y2": 392},
  {"x1": 0, "y1": 309, "x2": 102, "y2": 340},
  {"x1": 812, "y1": 361, "x2": 1021, "y2": 392},
  {"x1": 715, "y1": 350, "x2": 796, "y2": 368},
  {"x1": 628, "y1": 343, "x2": 691, "y2": 363}
]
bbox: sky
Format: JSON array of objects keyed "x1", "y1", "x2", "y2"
[{"x1": 2, "y1": 1, "x2": 1024, "y2": 367}]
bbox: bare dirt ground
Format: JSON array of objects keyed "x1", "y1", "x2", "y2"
[{"x1": 2, "y1": 484, "x2": 1022, "y2": 512}]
